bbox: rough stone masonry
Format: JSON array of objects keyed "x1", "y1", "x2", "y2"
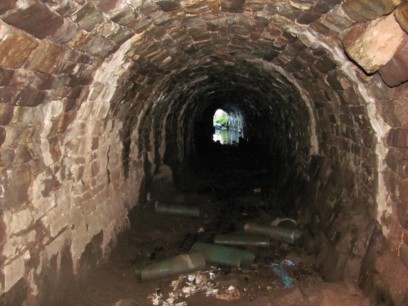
[{"x1": 0, "y1": 0, "x2": 408, "y2": 305}]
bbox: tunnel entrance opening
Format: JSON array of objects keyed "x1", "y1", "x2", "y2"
[{"x1": 212, "y1": 108, "x2": 243, "y2": 145}]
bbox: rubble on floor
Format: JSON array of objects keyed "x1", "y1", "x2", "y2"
[{"x1": 147, "y1": 269, "x2": 242, "y2": 305}]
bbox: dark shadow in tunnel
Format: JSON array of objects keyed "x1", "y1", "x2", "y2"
[{"x1": 171, "y1": 89, "x2": 311, "y2": 217}]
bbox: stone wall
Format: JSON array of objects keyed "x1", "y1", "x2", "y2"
[{"x1": 0, "y1": 0, "x2": 407, "y2": 304}]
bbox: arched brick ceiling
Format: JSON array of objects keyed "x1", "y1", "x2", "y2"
[{"x1": 1, "y1": 0, "x2": 408, "y2": 304}]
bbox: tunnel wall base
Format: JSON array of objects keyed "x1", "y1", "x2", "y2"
[{"x1": 360, "y1": 229, "x2": 408, "y2": 305}]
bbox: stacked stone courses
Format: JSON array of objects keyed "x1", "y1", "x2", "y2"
[{"x1": 0, "y1": 0, "x2": 408, "y2": 304}]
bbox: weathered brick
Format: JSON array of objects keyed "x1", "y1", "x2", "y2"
[
  {"x1": 221, "y1": 0, "x2": 245, "y2": 12},
  {"x1": 92, "y1": 0, "x2": 122, "y2": 13},
  {"x1": 48, "y1": 19, "x2": 79, "y2": 44},
  {"x1": 343, "y1": 14, "x2": 405, "y2": 74},
  {"x1": 0, "y1": 0, "x2": 16, "y2": 15},
  {"x1": 110, "y1": 10, "x2": 139, "y2": 26},
  {"x1": 314, "y1": 0, "x2": 342, "y2": 13},
  {"x1": 386, "y1": 148, "x2": 408, "y2": 178},
  {"x1": 297, "y1": 8, "x2": 322, "y2": 24},
  {"x1": 0, "y1": 104, "x2": 13, "y2": 125},
  {"x1": 68, "y1": 31, "x2": 91, "y2": 51},
  {"x1": 14, "y1": 144, "x2": 32, "y2": 164},
  {"x1": 72, "y1": 4, "x2": 105, "y2": 32},
  {"x1": 107, "y1": 26, "x2": 133, "y2": 45},
  {"x1": 0, "y1": 87, "x2": 14, "y2": 103},
  {"x1": 155, "y1": 0, "x2": 180, "y2": 11},
  {"x1": 81, "y1": 35, "x2": 116, "y2": 57},
  {"x1": 0, "y1": 67, "x2": 14, "y2": 86},
  {"x1": 14, "y1": 87, "x2": 46, "y2": 107},
  {"x1": 0, "y1": 126, "x2": 5, "y2": 146},
  {"x1": 342, "y1": 0, "x2": 402, "y2": 22},
  {"x1": 395, "y1": 3, "x2": 408, "y2": 34},
  {"x1": 0, "y1": 147, "x2": 15, "y2": 166},
  {"x1": 387, "y1": 128, "x2": 408, "y2": 149},
  {"x1": 26, "y1": 41, "x2": 67, "y2": 74},
  {"x1": 398, "y1": 178, "x2": 408, "y2": 205},
  {"x1": 0, "y1": 27, "x2": 38, "y2": 69},
  {"x1": 380, "y1": 37, "x2": 408, "y2": 87},
  {"x1": 2, "y1": 2, "x2": 63, "y2": 39},
  {"x1": 401, "y1": 244, "x2": 408, "y2": 270},
  {"x1": 0, "y1": 165, "x2": 31, "y2": 208}
]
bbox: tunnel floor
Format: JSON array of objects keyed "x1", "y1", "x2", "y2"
[{"x1": 73, "y1": 146, "x2": 371, "y2": 306}]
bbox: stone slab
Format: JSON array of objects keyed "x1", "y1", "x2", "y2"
[{"x1": 343, "y1": 14, "x2": 405, "y2": 74}]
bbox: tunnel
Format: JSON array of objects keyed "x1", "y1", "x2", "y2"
[{"x1": 1, "y1": 0, "x2": 408, "y2": 305}]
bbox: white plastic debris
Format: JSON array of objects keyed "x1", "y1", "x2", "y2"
[
  {"x1": 195, "y1": 273, "x2": 207, "y2": 285},
  {"x1": 171, "y1": 276, "x2": 184, "y2": 291},
  {"x1": 181, "y1": 285, "x2": 195, "y2": 297},
  {"x1": 147, "y1": 268, "x2": 240, "y2": 305},
  {"x1": 216, "y1": 285, "x2": 241, "y2": 301},
  {"x1": 205, "y1": 288, "x2": 219, "y2": 296},
  {"x1": 227, "y1": 285, "x2": 236, "y2": 292},
  {"x1": 148, "y1": 292, "x2": 163, "y2": 306},
  {"x1": 282, "y1": 259, "x2": 297, "y2": 266}
]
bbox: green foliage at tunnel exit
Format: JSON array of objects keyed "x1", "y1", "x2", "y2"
[{"x1": 213, "y1": 109, "x2": 229, "y2": 127}]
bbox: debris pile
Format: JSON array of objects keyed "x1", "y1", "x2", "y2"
[
  {"x1": 147, "y1": 269, "x2": 242, "y2": 306},
  {"x1": 137, "y1": 196, "x2": 304, "y2": 305}
]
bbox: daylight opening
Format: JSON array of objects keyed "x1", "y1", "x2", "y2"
[{"x1": 212, "y1": 108, "x2": 243, "y2": 145}]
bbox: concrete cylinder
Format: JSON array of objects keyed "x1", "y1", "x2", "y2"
[
  {"x1": 244, "y1": 223, "x2": 301, "y2": 244},
  {"x1": 190, "y1": 242, "x2": 255, "y2": 267},
  {"x1": 214, "y1": 234, "x2": 271, "y2": 248},
  {"x1": 154, "y1": 201, "x2": 200, "y2": 217},
  {"x1": 134, "y1": 252, "x2": 206, "y2": 281}
]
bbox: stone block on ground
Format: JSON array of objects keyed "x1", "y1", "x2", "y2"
[{"x1": 149, "y1": 165, "x2": 185, "y2": 202}]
